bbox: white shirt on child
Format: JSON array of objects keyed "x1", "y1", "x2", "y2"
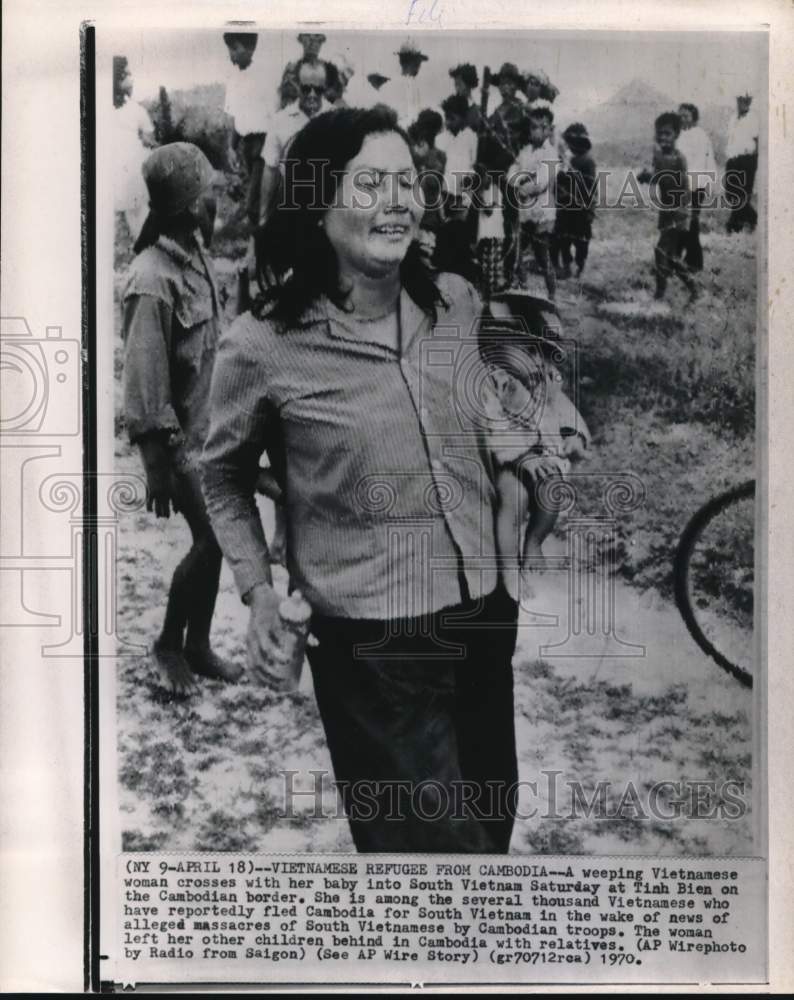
[
  {"x1": 436, "y1": 127, "x2": 478, "y2": 198},
  {"x1": 506, "y1": 142, "x2": 560, "y2": 230}
]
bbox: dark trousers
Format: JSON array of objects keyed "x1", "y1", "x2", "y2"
[
  {"x1": 517, "y1": 222, "x2": 556, "y2": 299},
  {"x1": 240, "y1": 132, "x2": 266, "y2": 227},
  {"x1": 654, "y1": 224, "x2": 694, "y2": 293},
  {"x1": 682, "y1": 187, "x2": 706, "y2": 271},
  {"x1": 553, "y1": 235, "x2": 590, "y2": 274},
  {"x1": 434, "y1": 217, "x2": 480, "y2": 286},
  {"x1": 725, "y1": 152, "x2": 758, "y2": 233},
  {"x1": 306, "y1": 585, "x2": 520, "y2": 853}
]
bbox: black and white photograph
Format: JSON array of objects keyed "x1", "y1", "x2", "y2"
[{"x1": 106, "y1": 25, "x2": 764, "y2": 860}]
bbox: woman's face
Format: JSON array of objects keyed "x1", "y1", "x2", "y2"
[{"x1": 324, "y1": 131, "x2": 423, "y2": 279}]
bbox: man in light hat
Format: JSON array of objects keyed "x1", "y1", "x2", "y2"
[
  {"x1": 724, "y1": 92, "x2": 759, "y2": 234},
  {"x1": 121, "y1": 142, "x2": 242, "y2": 696},
  {"x1": 278, "y1": 32, "x2": 327, "y2": 108}
]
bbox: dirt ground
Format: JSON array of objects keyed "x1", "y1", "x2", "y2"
[{"x1": 114, "y1": 177, "x2": 757, "y2": 856}]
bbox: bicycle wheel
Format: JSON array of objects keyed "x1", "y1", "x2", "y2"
[{"x1": 673, "y1": 481, "x2": 755, "y2": 689}]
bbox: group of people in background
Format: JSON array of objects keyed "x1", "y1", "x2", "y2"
[
  {"x1": 219, "y1": 35, "x2": 602, "y2": 307},
  {"x1": 114, "y1": 34, "x2": 760, "y2": 314}
]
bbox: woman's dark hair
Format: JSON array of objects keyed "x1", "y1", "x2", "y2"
[
  {"x1": 655, "y1": 111, "x2": 682, "y2": 137},
  {"x1": 254, "y1": 106, "x2": 447, "y2": 326},
  {"x1": 678, "y1": 102, "x2": 699, "y2": 124}
]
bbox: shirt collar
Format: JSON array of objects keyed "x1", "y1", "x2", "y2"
[
  {"x1": 156, "y1": 234, "x2": 220, "y2": 310},
  {"x1": 284, "y1": 99, "x2": 334, "y2": 120},
  {"x1": 292, "y1": 286, "x2": 431, "y2": 353}
]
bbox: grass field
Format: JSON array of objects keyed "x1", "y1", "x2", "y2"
[{"x1": 113, "y1": 166, "x2": 757, "y2": 855}]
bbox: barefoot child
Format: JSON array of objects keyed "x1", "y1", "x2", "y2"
[
  {"x1": 506, "y1": 107, "x2": 560, "y2": 300},
  {"x1": 121, "y1": 142, "x2": 242, "y2": 695},
  {"x1": 553, "y1": 122, "x2": 597, "y2": 279},
  {"x1": 637, "y1": 112, "x2": 697, "y2": 302},
  {"x1": 479, "y1": 291, "x2": 590, "y2": 600}
]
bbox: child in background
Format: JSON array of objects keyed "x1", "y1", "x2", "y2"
[
  {"x1": 122, "y1": 142, "x2": 242, "y2": 696},
  {"x1": 506, "y1": 108, "x2": 560, "y2": 300},
  {"x1": 479, "y1": 291, "x2": 590, "y2": 600},
  {"x1": 436, "y1": 94, "x2": 478, "y2": 206},
  {"x1": 553, "y1": 122, "x2": 597, "y2": 279},
  {"x1": 638, "y1": 112, "x2": 698, "y2": 301},
  {"x1": 407, "y1": 109, "x2": 447, "y2": 268}
]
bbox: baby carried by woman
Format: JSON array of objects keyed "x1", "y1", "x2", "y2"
[{"x1": 479, "y1": 289, "x2": 590, "y2": 600}]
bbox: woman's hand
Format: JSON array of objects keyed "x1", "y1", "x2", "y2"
[{"x1": 246, "y1": 582, "x2": 289, "y2": 682}]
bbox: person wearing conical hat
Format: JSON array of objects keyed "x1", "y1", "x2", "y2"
[{"x1": 121, "y1": 142, "x2": 243, "y2": 695}]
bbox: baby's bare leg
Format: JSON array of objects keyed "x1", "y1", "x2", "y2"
[{"x1": 524, "y1": 476, "x2": 559, "y2": 564}]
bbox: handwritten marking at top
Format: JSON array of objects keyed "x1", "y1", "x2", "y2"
[{"x1": 406, "y1": 0, "x2": 444, "y2": 26}]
